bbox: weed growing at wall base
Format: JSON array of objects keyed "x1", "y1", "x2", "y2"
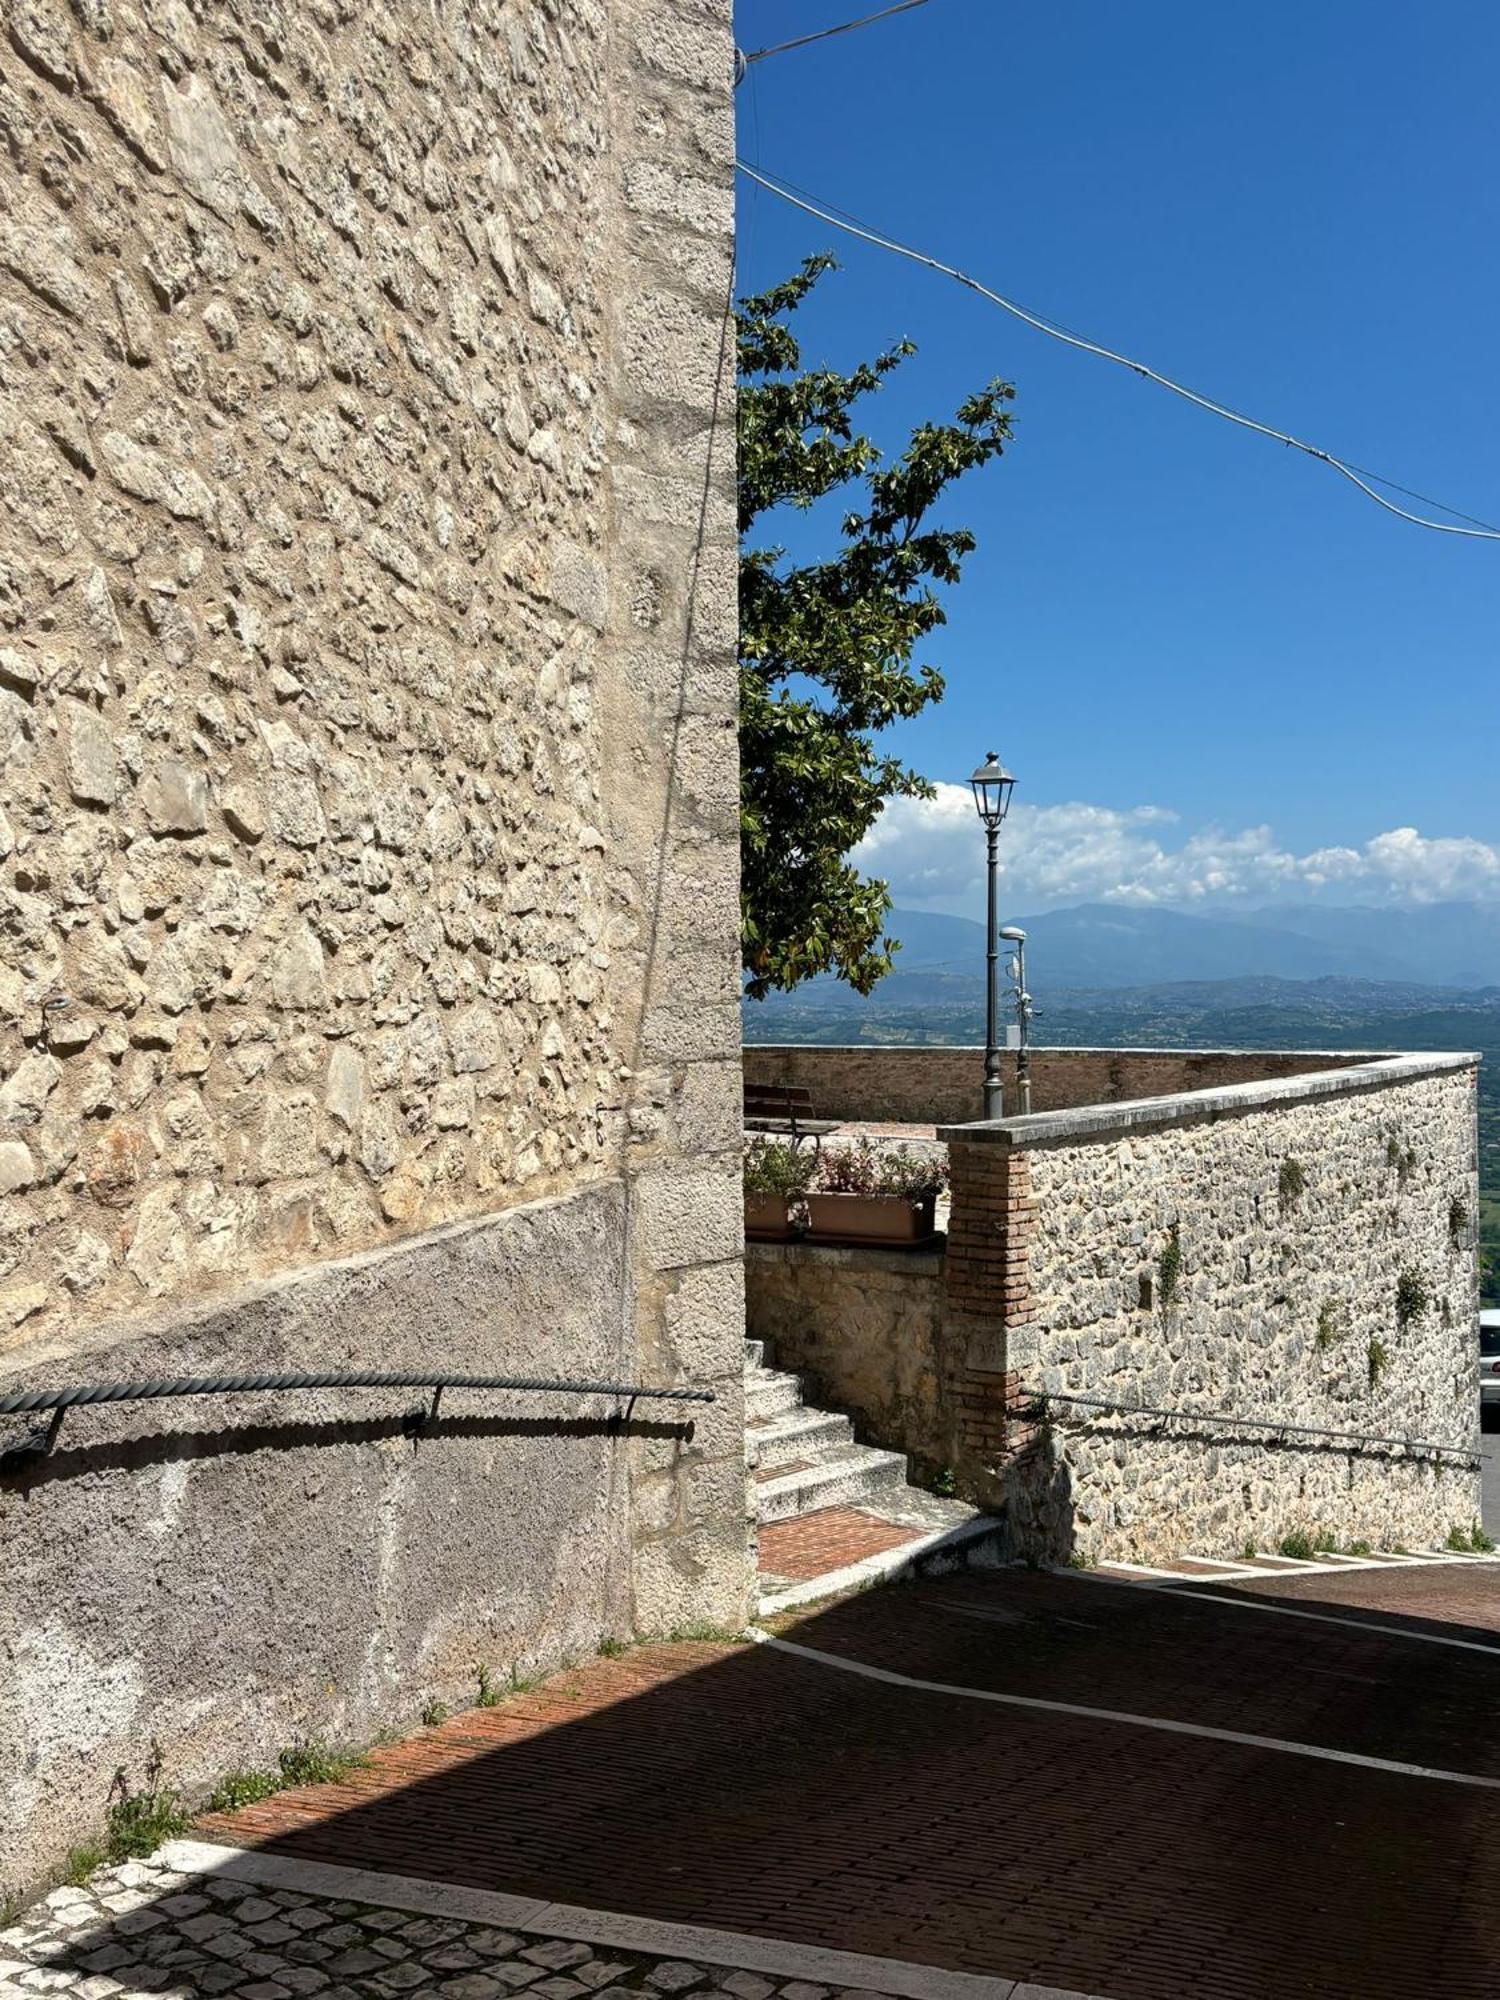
[
  {"x1": 64, "y1": 1746, "x2": 190, "y2": 1883},
  {"x1": 205, "y1": 1770, "x2": 282, "y2": 1813},
  {"x1": 1448, "y1": 1521, "x2": 1496, "y2": 1553}
]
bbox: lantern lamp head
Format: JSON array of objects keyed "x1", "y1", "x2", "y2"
[{"x1": 970, "y1": 753, "x2": 1016, "y2": 830}]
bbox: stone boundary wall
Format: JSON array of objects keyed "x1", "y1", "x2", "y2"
[
  {"x1": 940, "y1": 1054, "x2": 1481, "y2": 1563},
  {"x1": 0, "y1": 0, "x2": 746, "y2": 1899},
  {"x1": 742, "y1": 1044, "x2": 1377, "y2": 1127}
]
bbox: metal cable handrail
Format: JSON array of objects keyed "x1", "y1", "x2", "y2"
[
  {"x1": 0, "y1": 1371, "x2": 713, "y2": 1416},
  {"x1": 0, "y1": 1370, "x2": 712, "y2": 1468},
  {"x1": 1020, "y1": 1384, "x2": 1480, "y2": 1465}
]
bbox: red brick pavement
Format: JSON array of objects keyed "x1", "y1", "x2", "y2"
[
  {"x1": 200, "y1": 1564, "x2": 1500, "y2": 2000},
  {"x1": 1226, "y1": 1557, "x2": 1500, "y2": 1632},
  {"x1": 757, "y1": 1506, "x2": 927, "y2": 1582}
]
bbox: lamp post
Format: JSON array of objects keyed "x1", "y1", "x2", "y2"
[
  {"x1": 1000, "y1": 926, "x2": 1032, "y2": 1115},
  {"x1": 970, "y1": 753, "x2": 1016, "y2": 1120}
]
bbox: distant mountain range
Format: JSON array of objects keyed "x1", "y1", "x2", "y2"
[{"x1": 760, "y1": 901, "x2": 1500, "y2": 1000}]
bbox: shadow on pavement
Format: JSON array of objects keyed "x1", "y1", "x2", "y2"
[{"x1": 10, "y1": 1562, "x2": 1499, "y2": 2000}]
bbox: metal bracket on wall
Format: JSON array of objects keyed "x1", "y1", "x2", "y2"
[{"x1": 0, "y1": 1406, "x2": 65, "y2": 1475}]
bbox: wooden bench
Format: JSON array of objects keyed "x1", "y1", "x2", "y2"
[{"x1": 743, "y1": 1081, "x2": 838, "y2": 1146}]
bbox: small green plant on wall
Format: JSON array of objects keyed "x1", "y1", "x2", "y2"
[
  {"x1": 1367, "y1": 1335, "x2": 1390, "y2": 1389},
  {"x1": 1278, "y1": 1157, "x2": 1307, "y2": 1207},
  {"x1": 1157, "y1": 1224, "x2": 1183, "y2": 1310},
  {"x1": 1315, "y1": 1299, "x2": 1347, "y2": 1351},
  {"x1": 1395, "y1": 1267, "x2": 1430, "y2": 1328},
  {"x1": 1449, "y1": 1195, "x2": 1471, "y2": 1246}
]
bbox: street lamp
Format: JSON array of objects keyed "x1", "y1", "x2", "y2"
[
  {"x1": 1000, "y1": 927, "x2": 1032, "y2": 1115},
  {"x1": 970, "y1": 753, "x2": 1016, "y2": 1119}
]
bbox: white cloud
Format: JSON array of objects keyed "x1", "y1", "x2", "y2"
[{"x1": 854, "y1": 784, "x2": 1500, "y2": 916}]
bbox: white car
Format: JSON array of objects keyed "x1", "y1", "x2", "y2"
[{"x1": 1482, "y1": 1311, "x2": 1500, "y2": 1431}]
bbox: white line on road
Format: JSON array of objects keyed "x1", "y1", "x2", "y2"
[
  {"x1": 748, "y1": 1631, "x2": 1500, "y2": 1790},
  {"x1": 1060, "y1": 1567, "x2": 1500, "y2": 1657}
]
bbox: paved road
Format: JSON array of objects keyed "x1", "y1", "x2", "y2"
[
  {"x1": 1484, "y1": 1434, "x2": 1500, "y2": 1537},
  {"x1": 197, "y1": 1560, "x2": 1500, "y2": 2000}
]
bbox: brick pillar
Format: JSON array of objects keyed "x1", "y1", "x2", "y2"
[{"x1": 940, "y1": 1138, "x2": 1040, "y2": 1497}]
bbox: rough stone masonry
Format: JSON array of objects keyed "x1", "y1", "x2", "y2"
[{"x1": 0, "y1": 0, "x2": 746, "y2": 1897}]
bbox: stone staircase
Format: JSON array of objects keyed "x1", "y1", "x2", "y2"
[{"x1": 746, "y1": 1336, "x2": 1005, "y2": 1613}]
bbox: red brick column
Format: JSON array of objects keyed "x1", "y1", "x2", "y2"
[{"x1": 941, "y1": 1138, "x2": 1040, "y2": 1493}]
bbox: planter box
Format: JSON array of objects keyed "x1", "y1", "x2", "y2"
[
  {"x1": 745, "y1": 1191, "x2": 800, "y2": 1242},
  {"x1": 805, "y1": 1192, "x2": 938, "y2": 1247}
]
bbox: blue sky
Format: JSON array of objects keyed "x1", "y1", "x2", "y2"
[{"x1": 733, "y1": 0, "x2": 1500, "y2": 916}]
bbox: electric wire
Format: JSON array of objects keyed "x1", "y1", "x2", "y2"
[
  {"x1": 741, "y1": 0, "x2": 936, "y2": 67},
  {"x1": 737, "y1": 161, "x2": 1500, "y2": 541}
]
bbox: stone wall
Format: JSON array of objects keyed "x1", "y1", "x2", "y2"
[
  {"x1": 742, "y1": 1044, "x2": 1374, "y2": 1127},
  {"x1": 0, "y1": 0, "x2": 745, "y2": 1898},
  {"x1": 745, "y1": 1240, "x2": 947, "y2": 1479},
  {"x1": 944, "y1": 1055, "x2": 1482, "y2": 1563}
]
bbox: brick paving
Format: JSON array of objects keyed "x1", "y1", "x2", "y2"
[
  {"x1": 186, "y1": 1562, "x2": 1500, "y2": 2000},
  {"x1": 0, "y1": 1852, "x2": 898, "y2": 2000},
  {"x1": 757, "y1": 1509, "x2": 927, "y2": 1584},
  {"x1": 1227, "y1": 1555, "x2": 1500, "y2": 1632}
]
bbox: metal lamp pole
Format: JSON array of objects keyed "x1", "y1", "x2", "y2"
[
  {"x1": 1001, "y1": 926, "x2": 1032, "y2": 1115},
  {"x1": 970, "y1": 754, "x2": 1016, "y2": 1121}
]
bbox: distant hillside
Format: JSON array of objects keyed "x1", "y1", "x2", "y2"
[
  {"x1": 1222, "y1": 901, "x2": 1500, "y2": 991},
  {"x1": 776, "y1": 901, "x2": 1500, "y2": 998}
]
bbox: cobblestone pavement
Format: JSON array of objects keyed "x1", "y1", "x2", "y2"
[
  {"x1": 0, "y1": 1855, "x2": 929, "y2": 2000},
  {"x1": 184, "y1": 1565, "x2": 1500, "y2": 2000}
]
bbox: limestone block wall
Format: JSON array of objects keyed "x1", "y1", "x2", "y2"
[
  {"x1": 0, "y1": 0, "x2": 745, "y2": 1899},
  {"x1": 742, "y1": 1043, "x2": 1373, "y2": 1127}
]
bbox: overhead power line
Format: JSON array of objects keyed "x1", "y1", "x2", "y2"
[
  {"x1": 737, "y1": 161, "x2": 1500, "y2": 542},
  {"x1": 740, "y1": 1, "x2": 937, "y2": 70}
]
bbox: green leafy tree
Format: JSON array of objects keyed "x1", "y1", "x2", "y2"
[{"x1": 738, "y1": 256, "x2": 1014, "y2": 998}]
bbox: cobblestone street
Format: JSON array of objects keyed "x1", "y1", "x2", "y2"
[{"x1": 0, "y1": 1852, "x2": 969, "y2": 2000}]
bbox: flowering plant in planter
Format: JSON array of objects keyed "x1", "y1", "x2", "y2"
[
  {"x1": 806, "y1": 1141, "x2": 948, "y2": 1245},
  {"x1": 742, "y1": 1137, "x2": 816, "y2": 1241}
]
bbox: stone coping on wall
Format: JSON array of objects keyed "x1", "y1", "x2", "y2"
[
  {"x1": 937, "y1": 1050, "x2": 1481, "y2": 1149},
  {"x1": 745, "y1": 1239, "x2": 945, "y2": 1277}
]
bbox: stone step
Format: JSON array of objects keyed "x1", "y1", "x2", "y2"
[
  {"x1": 744, "y1": 1337, "x2": 768, "y2": 1369},
  {"x1": 746, "y1": 1405, "x2": 856, "y2": 1471},
  {"x1": 753, "y1": 1443, "x2": 910, "y2": 1524},
  {"x1": 744, "y1": 1368, "x2": 804, "y2": 1421}
]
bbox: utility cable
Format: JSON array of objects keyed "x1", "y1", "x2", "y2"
[
  {"x1": 740, "y1": 1, "x2": 936, "y2": 70},
  {"x1": 737, "y1": 160, "x2": 1500, "y2": 541}
]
